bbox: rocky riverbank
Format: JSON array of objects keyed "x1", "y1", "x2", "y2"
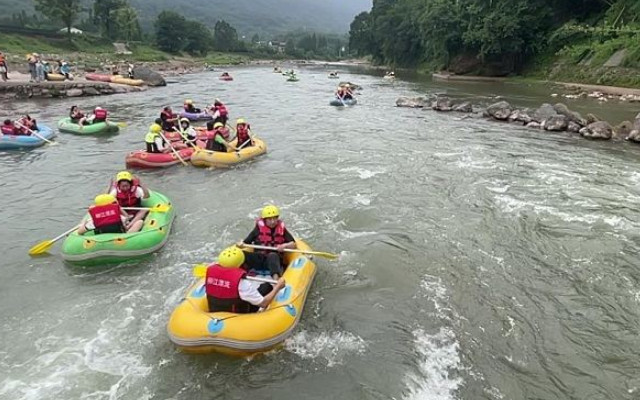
[
  {"x1": 0, "y1": 79, "x2": 148, "y2": 99},
  {"x1": 396, "y1": 95, "x2": 640, "y2": 143}
]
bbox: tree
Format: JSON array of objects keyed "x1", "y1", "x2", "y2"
[
  {"x1": 155, "y1": 11, "x2": 186, "y2": 53},
  {"x1": 349, "y1": 11, "x2": 373, "y2": 56},
  {"x1": 251, "y1": 33, "x2": 260, "y2": 43},
  {"x1": 34, "y1": 0, "x2": 81, "y2": 39},
  {"x1": 114, "y1": 6, "x2": 142, "y2": 41},
  {"x1": 213, "y1": 20, "x2": 239, "y2": 52},
  {"x1": 184, "y1": 21, "x2": 212, "y2": 56},
  {"x1": 93, "y1": 0, "x2": 126, "y2": 39}
]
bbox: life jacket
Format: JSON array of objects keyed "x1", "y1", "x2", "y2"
[
  {"x1": 256, "y1": 218, "x2": 286, "y2": 247},
  {"x1": 88, "y1": 203, "x2": 124, "y2": 234},
  {"x1": 160, "y1": 110, "x2": 175, "y2": 125},
  {"x1": 71, "y1": 111, "x2": 84, "y2": 121},
  {"x1": 145, "y1": 131, "x2": 162, "y2": 144},
  {"x1": 1, "y1": 124, "x2": 15, "y2": 135},
  {"x1": 205, "y1": 264, "x2": 252, "y2": 313},
  {"x1": 236, "y1": 125, "x2": 251, "y2": 146},
  {"x1": 214, "y1": 104, "x2": 228, "y2": 117},
  {"x1": 94, "y1": 109, "x2": 107, "y2": 120},
  {"x1": 114, "y1": 182, "x2": 141, "y2": 211}
]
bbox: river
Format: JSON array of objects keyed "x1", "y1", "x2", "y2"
[{"x1": 1, "y1": 66, "x2": 639, "y2": 400}]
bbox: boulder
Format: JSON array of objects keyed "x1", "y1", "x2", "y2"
[
  {"x1": 396, "y1": 96, "x2": 429, "y2": 108},
  {"x1": 66, "y1": 88, "x2": 83, "y2": 97},
  {"x1": 553, "y1": 103, "x2": 587, "y2": 126},
  {"x1": 567, "y1": 121, "x2": 581, "y2": 133},
  {"x1": 509, "y1": 108, "x2": 534, "y2": 124},
  {"x1": 133, "y1": 66, "x2": 166, "y2": 87},
  {"x1": 486, "y1": 101, "x2": 512, "y2": 120},
  {"x1": 83, "y1": 87, "x2": 100, "y2": 96},
  {"x1": 544, "y1": 115, "x2": 568, "y2": 131},
  {"x1": 626, "y1": 117, "x2": 640, "y2": 142},
  {"x1": 432, "y1": 96, "x2": 452, "y2": 111},
  {"x1": 452, "y1": 101, "x2": 473, "y2": 113},
  {"x1": 585, "y1": 113, "x2": 601, "y2": 124},
  {"x1": 526, "y1": 121, "x2": 541, "y2": 129},
  {"x1": 580, "y1": 121, "x2": 613, "y2": 140},
  {"x1": 533, "y1": 103, "x2": 558, "y2": 123},
  {"x1": 614, "y1": 120, "x2": 633, "y2": 138}
]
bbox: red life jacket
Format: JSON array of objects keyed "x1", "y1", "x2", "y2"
[
  {"x1": 1, "y1": 124, "x2": 15, "y2": 135},
  {"x1": 88, "y1": 204, "x2": 124, "y2": 233},
  {"x1": 214, "y1": 104, "x2": 228, "y2": 117},
  {"x1": 161, "y1": 110, "x2": 175, "y2": 124},
  {"x1": 94, "y1": 109, "x2": 107, "y2": 120},
  {"x1": 114, "y1": 183, "x2": 141, "y2": 211},
  {"x1": 218, "y1": 127, "x2": 230, "y2": 140},
  {"x1": 256, "y1": 218, "x2": 286, "y2": 247},
  {"x1": 236, "y1": 125, "x2": 250, "y2": 146},
  {"x1": 205, "y1": 264, "x2": 251, "y2": 313}
]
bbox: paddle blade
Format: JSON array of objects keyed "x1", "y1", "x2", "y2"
[
  {"x1": 116, "y1": 122, "x2": 127, "y2": 127},
  {"x1": 193, "y1": 264, "x2": 208, "y2": 278},
  {"x1": 28, "y1": 240, "x2": 54, "y2": 256},
  {"x1": 311, "y1": 251, "x2": 339, "y2": 260}
]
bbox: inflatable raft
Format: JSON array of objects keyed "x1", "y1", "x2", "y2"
[
  {"x1": 219, "y1": 75, "x2": 233, "y2": 81},
  {"x1": 61, "y1": 191, "x2": 175, "y2": 266},
  {"x1": 58, "y1": 118, "x2": 120, "y2": 135},
  {"x1": 46, "y1": 73, "x2": 66, "y2": 81},
  {"x1": 330, "y1": 98, "x2": 357, "y2": 106},
  {"x1": 85, "y1": 73, "x2": 112, "y2": 82},
  {"x1": 0, "y1": 125, "x2": 55, "y2": 150},
  {"x1": 125, "y1": 147, "x2": 195, "y2": 169},
  {"x1": 190, "y1": 137, "x2": 267, "y2": 168},
  {"x1": 286, "y1": 76, "x2": 299, "y2": 82},
  {"x1": 179, "y1": 111, "x2": 213, "y2": 121},
  {"x1": 167, "y1": 240, "x2": 317, "y2": 355},
  {"x1": 110, "y1": 75, "x2": 144, "y2": 86}
]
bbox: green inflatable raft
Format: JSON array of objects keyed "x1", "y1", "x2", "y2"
[
  {"x1": 61, "y1": 191, "x2": 175, "y2": 266},
  {"x1": 58, "y1": 117, "x2": 120, "y2": 135}
]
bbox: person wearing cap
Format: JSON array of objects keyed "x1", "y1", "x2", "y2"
[
  {"x1": 208, "y1": 99, "x2": 228, "y2": 126},
  {"x1": 234, "y1": 118, "x2": 253, "y2": 148},
  {"x1": 205, "y1": 246, "x2": 286, "y2": 313},
  {"x1": 237, "y1": 205, "x2": 297, "y2": 279},
  {"x1": 145, "y1": 123, "x2": 169, "y2": 153},
  {"x1": 160, "y1": 106, "x2": 178, "y2": 131},
  {"x1": 183, "y1": 99, "x2": 201, "y2": 114},
  {"x1": 205, "y1": 121, "x2": 234, "y2": 152},
  {"x1": 108, "y1": 171, "x2": 149, "y2": 227},
  {"x1": 77, "y1": 194, "x2": 143, "y2": 235}
]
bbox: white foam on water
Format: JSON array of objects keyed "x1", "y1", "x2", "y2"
[
  {"x1": 403, "y1": 327, "x2": 463, "y2": 400},
  {"x1": 284, "y1": 330, "x2": 366, "y2": 367},
  {"x1": 339, "y1": 166, "x2": 387, "y2": 179},
  {"x1": 353, "y1": 193, "x2": 372, "y2": 206},
  {"x1": 418, "y1": 275, "x2": 453, "y2": 321},
  {"x1": 338, "y1": 230, "x2": 378, "y2": 239}
]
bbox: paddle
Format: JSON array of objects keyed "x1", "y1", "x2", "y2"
[
  {"x1": 192, "y1": 264, "x2": 278, "y2": 284},
  {"x1": 115, "y1": 122, "x2": 127, "y2": 127},
  {"x1": 14, "y1": 122, "x2": 55, "y2": 144},
  {"x1": 157, "y1": 130, "x2": 188, "y2": 166},
  {"x1": 173, "y1": 126, "x2": 198, "y2": 149},
  {"x1": 336, "y1": 93, "x2": 346, "y2": 106},
  {"x1": 241, "y1": 244, "x2": 339, "y2": 260},
  {"x1": 29, "y1": 224, "x2": 81, "y2": 256},
  {"x1": 123, "y1": 204, "x2": 171, "y2": 213}
]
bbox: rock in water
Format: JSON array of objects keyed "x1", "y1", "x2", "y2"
[
  {"x1": 452, "y1": 102, "x2": 473, "y2": 113},
  {"x1": 486, "y1": 101, "x2": 512, "y2": 120},
  {"x1": 586, "y1": 113, "x2": 601, "y2": 124},
  {"x1": 134, "y1": 66, "x2": 166, "y2": 87},
  {"x1": 580, "y1": 121, "x2": 613, "y2": 140},
  {"x1": 432, "y1": 96, "x2": 452, "y2": 111},
  {"x1": 509, "y1": 108, "x2": 534, "y2": 124},
  {"x1": 626, "y1": 117, "x2": 640, "y2": 142},
  {"x1": 614, "y1": 121, "x2": 633, "y2": 138},
  {"x1": 567, "y1": 121, "x2": 582, "y2": 133},
  {"x1": 396, "y1": 96, "x2": 429, "y2": 108},
  {"x1": 533, "y1": 103, "x2": 558, "y2": 123},
  {"x1": 553, "y1": 103, "x2": 587, "y2": 126},
  {"x1": 544, "y1": 115, "x2": 568, "y2": 131}
]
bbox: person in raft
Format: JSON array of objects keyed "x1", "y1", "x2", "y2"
[
  {"x1": 208, "y1": 99, "x2": 228, "y2": 126},
  {"x1": 109, "y1": 171, "x2": 150, "y2": 228},
  {"x1": 221, "y1": 72, "x2": 230, "y2": 77},
  {"x1": 69, "y1": 105, "x2": 87, "y2": 125},
  {"x1": 178, "y1": 118, "x2": 201, "y2": 146},
  {"x1": 234, "y1": 118, "x2": 253, "y2": 148},
  {"x1": 144, "y1": 123, "x2": 170, "y2": 153},
  {"x1": 13, "y1": 115, "x2": 38, "y2": 134},
  {"x1": 206, "y1": 246, "x2": 286, "y2": 313},
  {"x1": 160, "y1": 106, "x2": 178, "y2": 131},
  {"x1": 205, "y1": 121, "x2": 233, "y2": 152},
  {"x1": 183, "y1": 99, "x2": 201, "y2": 114},
  {"x1": 77, "y1": 194, "x2": 144, "y2": 235},
  {"x1": 88, "y1": 107, "x2": 108, "y2": 123},
  {"x1": 236, "y1": 205, "x2": 297, "y2": 280}
]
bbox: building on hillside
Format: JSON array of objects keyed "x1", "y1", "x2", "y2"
[{"x1": 59, "y1": 27, "x2": 83, "y2": 35}]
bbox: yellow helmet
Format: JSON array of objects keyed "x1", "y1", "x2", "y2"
[
  {"x1": 236, "y1": 118, "x2": 246, "y2": 125},
  {"x1": 150, "y1": 123, "x2": 162, "y2": 133},
  {"x1": 116, "y1": 171, "x2": 133, "y2": 182},
  {"x1": 185, "y1": 99, "x2": 193, "y2": 105},
  {"x1": 94, "y1": 194, "x2": 117, "y2": 206},
  {"x1": 214, "y1": 122, "x2": 224, "y2": 129},
  {"x1": 218, "y1": 246, "x2": 245, "y2": 268},
  {"x1": 261, "y1": 205, "x2": 280, "y2": 219}
]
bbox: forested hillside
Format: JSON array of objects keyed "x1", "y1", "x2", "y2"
[
  {"x1": 0, "y1": 0, "x2": 371, "y2": 35},
  {"x1": 349, "y1": 0, "x2": 640, "y2": 83}
]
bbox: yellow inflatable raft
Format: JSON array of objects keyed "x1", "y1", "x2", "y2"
[
  {"x1": 46, "y1": 73, "x2": 66, "y2": 81},
  {"x1": 167, "y1": 240, "x2": 317, "y2": 356},
  {"x1": 190, "y1": 137, "x2": 267, "y2": 168},
  {"x1": 110, "y1": 75, "x2": 145, "y2": 86}
]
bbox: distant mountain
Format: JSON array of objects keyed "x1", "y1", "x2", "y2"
[{"x1": 0, "y1": 0, "x2": 372, "y2": 36}]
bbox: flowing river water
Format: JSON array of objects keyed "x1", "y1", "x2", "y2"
[{"x1": 1, "y1": 66, "x2": 640, "y2": 400}]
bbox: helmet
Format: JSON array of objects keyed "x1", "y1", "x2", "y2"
[
  {"x1": 261, "y1": 205, "x2": 280, "y2": 219},
  {"x1": 150, "y1": 123, "x2": 162, "y2": 133},
  {"x1": 94, "y1": 194, "x2": 117, "y2": 206},
  {"x1": 185, "y1": 99, "x2": 193, "y2": 105},
  {"x1": 236, "y1": 118, "x2": 246, "y2": 125},
  {"x1": 116, "y1": 171, "x2": 133, "y2": 182},
  {"x1": 214, "y1": 122, "x2": 224, "y2": 129},
  {"x1": 218, "y1": 246, "x2": 245, "y2": 268},
  {"x1": 180, "y1": 117, "x2": 190, "y2": 123},
  {"x1": 95, "y1": 106, "x2": 103, "y2": 111}
]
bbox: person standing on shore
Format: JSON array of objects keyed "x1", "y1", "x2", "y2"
[
  {"x1": 35, "y1": 56, "x2": 44, "y2": 82},
  {"x1": 27, "y1": 53, "x2": 37, "y2": 82},
  {"x1": 0, "y1": 52, "x2": 8, "y2": 81}
]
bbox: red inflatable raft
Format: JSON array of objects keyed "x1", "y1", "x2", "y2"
[
  {"x1": 125, "y1": 148, "x2": 195, "y2": 169},
  {"x1": 85, "y1": 73, "x2": 113, "y2": 82}
]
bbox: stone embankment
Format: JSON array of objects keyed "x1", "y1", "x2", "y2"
[
  {"x1": 396, "y1": 95, "x2": 640, "y2": 143},
  {"x1": 0, "y1": 80, "x2": 147, "y2": 99}
]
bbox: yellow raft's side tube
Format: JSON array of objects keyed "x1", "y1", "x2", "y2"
[
  {"x1": 167, "y1": 240, "x2": 317, "y2": 356},
  {"x1": 190, "y1": 137, "x2": 267, "y2": 168}
]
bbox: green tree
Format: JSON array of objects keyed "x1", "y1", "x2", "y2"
[
  {"x1": 184, "y1": 21, "x2": 212, "y2": 56},
  {"x1": 34, "y1": 0, "x2": 81, "y2": 39},
  {"x1": 349, "y1": 11, "x2": 373, "y2": 56},
  {"x1": 213, "y1": 20, "x2": 239, "y2": 52},
  {"x1": 251, "y1": 33, "x2": 260, "y2": 43},
  {"x1": 93, "y1": 0, "x2": 126, "y2": 39},
  {"x1": 114, "y1": 6, "x2": 141, "y2": 41},
  {"x1": 155, "y1": 11, "x2": 186, "y2": 53}
]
